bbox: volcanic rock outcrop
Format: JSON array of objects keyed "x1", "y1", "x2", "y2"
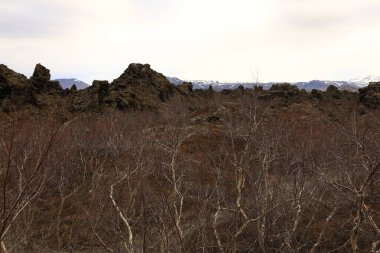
[
  {"x1": 258, "y1": 83, "x2": 303, "y2": 102},
  {"x1": 1, "y1": 62, "x2": 379, "y2": 117},
  {"x1": 0, "y1": 63, "x2": 67, "y2": 112},
  {"x1": 30, "y1": 63, "x2": 63, "y2": 94},
  {"x1": 326, "y1": 85, "x2": 341, "y2": 99},
  {"x1": 0, "y1": 64, "x2": 36, "y2": 111},
  {"x1": 359, "y1": 82, "x2": 380, "y2": 108},
  {"x1": 176, "y1": 82, "x2": 193, "y2": 96},
  {"x1": 69, "y1": 63, "x2": 175, "y2": 112},
  {"x1": 111, "y1": 63, "x2": 174, "y2": 107},
  {"x1": 0, "y1": 63, "x2": 179, "y2": 114}
]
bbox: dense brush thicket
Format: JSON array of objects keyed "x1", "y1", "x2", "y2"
[{"x1": 0, "y1": 92, "x2": 380, "y2": 253}]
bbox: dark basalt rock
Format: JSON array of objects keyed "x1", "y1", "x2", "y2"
[
  {"x1": 326, "y1": 85, "x2": 339, "y2": 93},
  {"x1": 109, "y1": 63, "x2": 174, "y2": 110},
  {"x1": 112, "y1": 63, "x2": 170, "y2": 91},
  {"x1": 69, "y1": 64, "x2": 176, "y2": 112},
  {"x1": 31, "y1": 64, "x2": 50, "y2": 83},
  {"x1": 326, "y1": 85, "x2": 341, "y2": 99},
  {"x1": 237, "y1": 85, "x2": 245, "y2": 91},
  {"x1": 115, "y1": 97, "x2": 128, "y2": 111},
  {"x1": 0, "y1": 64, "x2": 31, "y2": 91},
  {"x1": 0, "y1": 62, "x2": 367, "y2": 117},
  {"x1": 184, "y1": 82, "x2": 193, "y2": 92},
  {"x1": 98, "y1": 81, "x2": 110, "y2": 98},
  {"x1": 310, "y1": 89, "x2": 323, "y2": 100},
  {"x1": 0, "y1": 64, "x2": 37, "y2": 110},
  {"x1": 258, "y1": 83, "x2": 300, "y2": 100},
  {"x1": 359, "y1": 82, "x2": 380, "y2": 108},
  {"x1": 269, "y1": 83, "x2": 299, "y2": 92},
  {"x1": 30, "y1": 64, "x2": 63, "y2": 94},
  {"x1": 92, "y1": 80, "x2": 110, "y2": 105},
  {"x1": 177, "y1": 82, "x2": 193, "y2": 95}
]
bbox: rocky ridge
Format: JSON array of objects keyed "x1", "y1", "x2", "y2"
[
  {"x1": 1, "y1": 63, "x2": 380, "y2": 117},
  {"x1": 0, "y1": 63, "x2": 176, "y2": 114}
]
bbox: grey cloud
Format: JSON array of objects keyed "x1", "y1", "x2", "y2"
[
  {"x1": 355, "y1": 2, "x2": 380, "y2": 25},
  {"x1": 278, "y1": 1, "x2": 380, "y2": 31},
  {"x1": 0, "y1": 2, "x2": 79, "y2": 38},
  {"x1": 283, "y1": 13, "x2": 346, "y2": 30}
]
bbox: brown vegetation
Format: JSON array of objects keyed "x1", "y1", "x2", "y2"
[{"x1": 0, "y1": 64, "x2": 380, "y2": 252}]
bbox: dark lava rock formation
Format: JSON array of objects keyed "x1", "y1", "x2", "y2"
[
  {"x1": 30, "y1": 63, "x2": 62, "y2": 94},
  {"x1": 0, "y1": 63, "x2": 178, "y2": 115},
  {"x1": 359, "y1": 82, "x2": 380, "y2": 108},
  {"x1": 1, "y1": 62, "x2": 379, "y2": 117},
  {"x1": 70, "y1": 63, "x2": 175, "y2": 112},
  {"x1": 0, "y1": 64, "x2": 37, "y2": 112},
  {"x1": 108, "y1": 63, "x2": 174, "y2": 110}
]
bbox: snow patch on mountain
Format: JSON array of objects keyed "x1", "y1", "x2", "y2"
[
  {"x1": 167, "y1": 75, "x2": 380, "y2": 91},
  {"x1": 349, "y1": 75, "x2": 380, "y2": 87}
]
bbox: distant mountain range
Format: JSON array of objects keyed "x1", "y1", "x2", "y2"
[
  {"x1": 54, "y1": 78, "x2": 89, "y2": 90},
  {"x1": 348, "y1": 75, "x2": 380, "y2": 86},
  {"x1": 54, "y1": 75, "x2": 380, "y2": 92},
  {"x1": 167, "y1": 75, "x2": 380, "y2": 91}
]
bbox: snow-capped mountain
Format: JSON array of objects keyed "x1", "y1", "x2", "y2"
[
  {"x1": 349, "y1": 75, "x2": 380, "y2": 87},
  {"x1": 166, "y1": 77, "x2": 253, "y2": 91},
  {"x1": 166, "y1": 77, "x2": 183, "y2": 86},
  {"x1": 187, "y1": 80, "x2": 255, "y2": 91},
  {"x1": 295, "y1": 80, "x2": 357, "y2": 91},
  {"x1": 167, "y1": 76, "x2": 379, "y2": 91},
  {"x1": 55, "y1": 78, "x2": 89, "y2": 90}
]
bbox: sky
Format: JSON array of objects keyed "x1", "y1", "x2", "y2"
[{"x1": 1, "y1": 0, "x2": 380, "y2": 84}]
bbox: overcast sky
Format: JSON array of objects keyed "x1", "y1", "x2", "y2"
[{"x1": 1, "y1": 0, "x2": 379, "y2": 83}]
